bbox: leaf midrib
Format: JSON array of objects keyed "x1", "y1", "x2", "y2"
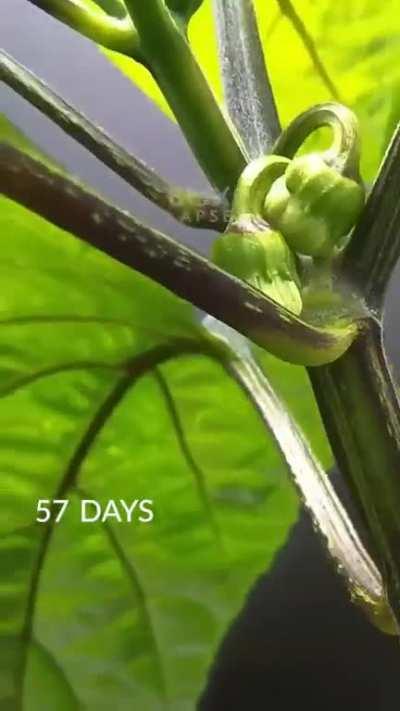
[{"x1": 15, "y1": 341, "x2": 214, "y2": 709}]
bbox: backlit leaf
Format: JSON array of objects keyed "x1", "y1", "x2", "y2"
[{"x1": 0, "y1": 119, "x2": 328, "y2": 707}]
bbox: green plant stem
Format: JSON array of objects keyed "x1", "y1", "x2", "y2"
[
  {"x1": 307, "y1": 128, "x2": 400, "y2": 625},
  {"x1": 26, "y1": 0, "x2": 140, "y2": 56},
  {"x1": 0, "y1": 51, "x2": 226, "y2": 231},
  {"x1": 0, "y1": 142, "x2": 358, "y2": 366},
  {"x1": 212, "y1": 0, "x2": 280, "y2": 159},
  {"x1": 277, "y1": 108, "x2": 400, "y2": 627},
  {"x1": 309, "y1": 323, "x2": 400, "y2": 625},
  {"x1": 343, "y1": 123, "x2": 400, "y2": 311},
  {"x1": 268, "y1": 96, "x2": 400, "y2": 626},
  {"x1": 124, "y1": 0, "x2": 246, "y2": 192}
]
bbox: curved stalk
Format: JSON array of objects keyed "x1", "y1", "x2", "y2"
[
  {"x1": 0, "y1": 51, "x2": 226, "y2": 231},
  {"x1": 124, "y1": 0, "x2": 246, "y2": 192},
  {"x1": 0, "y1": 143, "x2": 359, "y2": 366},
  {"x1": 273, "y1": 102, "x2": 362, "y2": 179},
  {"x1": 25, "y1": 0, "x2": 140, "y2": 56}
]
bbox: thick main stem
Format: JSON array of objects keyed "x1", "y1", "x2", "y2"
[
  {"x1": 307, "y1": 126, "x2": 400, "y2": 625},
  {"x1": 309, "y1": 322, "x2": 400, "y2": 624}
]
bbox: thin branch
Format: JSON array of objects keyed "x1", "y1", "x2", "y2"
[
  {"x1": 276, "y1": 0, "x2": 341, "y2": 101},
  {"x1": 343, "y1": 123, "x2": 400, "y2": 311},
  {"x1": 223, "y1": 346, "x2": 394, "y2": 632},
  {"x1": 209, "y1": 8, "x2": 369, "y2": 606},
  {"x1": 0, "y1": 143, "x2": 359, "y2": 367},
  {"x1": 0, "y1": 51, "x2": 226, "y2": 231},
  {"x1": 25, "y1": 0, "x2": 140, "y2": 56},
  {"x1": 125, "y1": 0, "x2": 246, "y2": 192},
  {"x1": 212, "y1": 0, "x2": 280, "y2": 159}
]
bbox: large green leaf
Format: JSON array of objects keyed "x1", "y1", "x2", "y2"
[
  {"x1": 0, "y1": 118, "x2": 329, "y2": 707},
  {"x1": 104, "y1": 0, "x2": 399, "y2": 179}
]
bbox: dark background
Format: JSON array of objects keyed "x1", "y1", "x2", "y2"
[{"x1": 1, "y1": 3, "x2": 400, "y2": 708}]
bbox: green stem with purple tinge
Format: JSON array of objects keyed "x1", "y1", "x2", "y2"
[{"x1": 0, "y1": 143, "x2": 357, "y2": 367}]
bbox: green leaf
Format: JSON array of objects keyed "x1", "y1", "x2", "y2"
[
  {"x1": 23, "y1": 641, "x2": 80, "y2": 711},
  {"x1": 103, "y1": 0, "x2": 400, "y2": 179},
  {"x1": 0, "y1": 118, "x2": 329, "y2": 707}
]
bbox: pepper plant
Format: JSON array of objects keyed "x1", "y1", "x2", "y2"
[{"x1": 1, "y1": 0, "x2": 400, "y2": 708}]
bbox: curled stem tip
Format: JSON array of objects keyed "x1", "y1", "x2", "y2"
[{"x1": 273, "y1": 102, "x2": 362, "y2": 180}]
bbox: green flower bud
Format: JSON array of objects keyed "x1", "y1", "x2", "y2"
[
  {"x1": 213, "y1": 217, "x2": 303, "y2": 316},
  {"x1": 212, "y1": 155, "x2": 303, "y2": 315},
  {"x1": 263, "y1": 153, "x2": 365, "y2": 258}
]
